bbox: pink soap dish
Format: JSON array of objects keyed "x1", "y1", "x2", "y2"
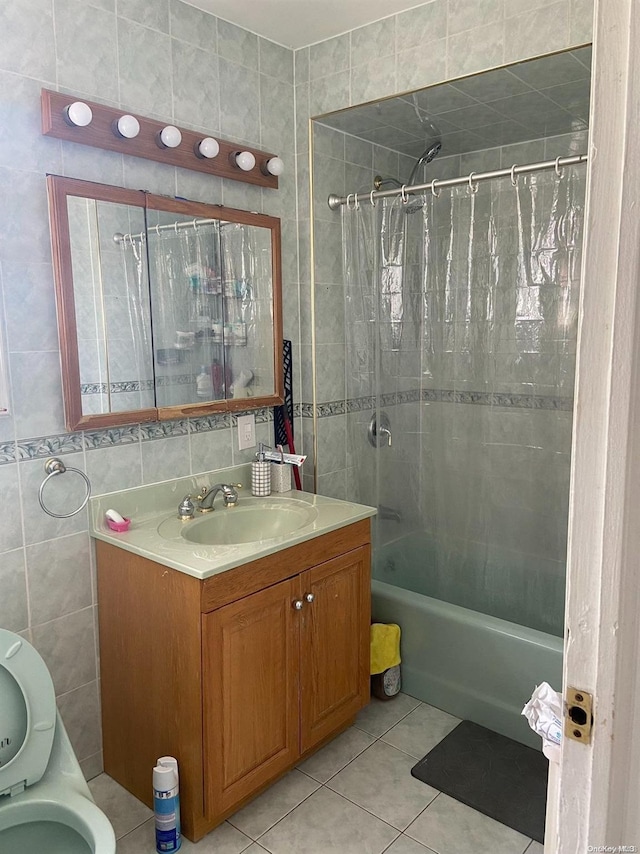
[{"x1": 106, "y1": 517, "x2": 131, "y2": 533}]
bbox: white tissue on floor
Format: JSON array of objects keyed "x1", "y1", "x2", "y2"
[{"x1": 522, "y1": 682, "x2": 563, "y2": 762}]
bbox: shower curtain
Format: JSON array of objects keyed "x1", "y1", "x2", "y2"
[{"x1": 343, "y1": 167, "x2": 586, "y2": 636}]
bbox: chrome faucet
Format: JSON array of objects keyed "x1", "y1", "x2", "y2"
[{"x1": 195, "y1": 482, "x2": 240, "y2": 512}]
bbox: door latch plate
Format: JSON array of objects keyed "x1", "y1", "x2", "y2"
[{"x1": 565, "y1": 687, "x2": 593, "y2": 744}]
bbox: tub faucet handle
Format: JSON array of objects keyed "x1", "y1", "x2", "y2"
[{"x1": 379, "y1": 425, "x2": 392, "y2": 446}]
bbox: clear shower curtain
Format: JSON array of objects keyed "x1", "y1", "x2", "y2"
[{"x1": 343, "y1": 167, "x2": 585, "y2": 636}]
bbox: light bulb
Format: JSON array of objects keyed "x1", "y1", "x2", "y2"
[
  {"x1": 115, "y1": 114, "x2": 140, "y2": 139},
  {"x1": 64, "y1": 101, "x2": 93, "y2": 127},
  {"x1": 196, "y1": 137, "x2": 220, "y2": 159},
  {"x1": 158, "y1": 125, "x2": 182, "y2": 148},
  {"x1": 264, "y1": 156, "x2": 284, "y2": 176},
  {"x1": 234, "y1": 150, "x2": 256, "y2": 171}
]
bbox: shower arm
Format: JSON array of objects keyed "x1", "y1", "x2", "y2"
[{"x1": 328, "y1": 153, "x2": 588, "y2": 210}]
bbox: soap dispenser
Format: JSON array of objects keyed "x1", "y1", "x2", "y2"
[{"x1": 251, "y1": 443, "x2": 271, "y2": 496}]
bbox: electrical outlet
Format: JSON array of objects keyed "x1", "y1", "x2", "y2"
[{"x1": 237, "y1": 413, "x2": 256, "y2": 450}]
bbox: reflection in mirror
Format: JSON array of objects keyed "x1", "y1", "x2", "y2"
[
  {"x1": 68, "y1": 197, "x2": 153, "y2": 417},
  {"x1": 47, "y1": 176, "x2": 283, "y2": 431},
  {"x1": 141, "y1": 212, "x2": 275, "y2": 408}
]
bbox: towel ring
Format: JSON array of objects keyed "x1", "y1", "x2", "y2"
[
  {"x1": 431, "y1": 179, "x2": 441, "y2": 198},
  {"x1": 555, "y1": 156, "x2": 564, "y2": 179},
  {"x1": 38, "y1": 457, "x2": 91, "y2": 519},
  {"x1": 510, "y1": 164, "x2": 519, "y2": 187},
  {"x1": 468, "y1": 172, "x2": 479, "y2": 194}
]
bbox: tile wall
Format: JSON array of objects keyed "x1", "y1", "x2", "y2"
[{"x1": 0, "y1": 0, "x2": 297, "y2": 777}]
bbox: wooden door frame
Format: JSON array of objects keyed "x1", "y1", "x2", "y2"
[{"x1": 551, "y1": 0, "x2": 640, "y2": 847}]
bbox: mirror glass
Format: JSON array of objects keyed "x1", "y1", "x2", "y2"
[
  {"x1": 68, "y1": 196, "x2": 153, "y2": 416},
  {"x1": 48, "y1": 177, "x2": 282, "y2": 430}
]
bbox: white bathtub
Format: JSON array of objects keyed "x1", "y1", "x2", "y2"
[{"x1": 371, "y1": 578, "x2": 563, "y2": 748}]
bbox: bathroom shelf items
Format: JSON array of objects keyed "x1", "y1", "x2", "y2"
[{"x1": 41, "y1": 89, "x2": 281, "y2": 189}]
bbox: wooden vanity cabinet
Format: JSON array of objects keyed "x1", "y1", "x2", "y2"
[{"x1": 96, "y1": 519, "x2": 370, "y2": 842}]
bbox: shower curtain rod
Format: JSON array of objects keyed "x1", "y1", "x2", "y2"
[
  {"x1": 114, "y1": 216, "x2": 234, "y2": 244},
  {"x1": 327, "y1": 153, "x2": 588, "y2": 210}
]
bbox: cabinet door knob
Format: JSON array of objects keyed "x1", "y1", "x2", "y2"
[
  {"x1": 293, "y1": 600, "x2": 304, "y2": 610},
  {"x1": 304, "y1": 593, "x2": 315, "y2": 604}
]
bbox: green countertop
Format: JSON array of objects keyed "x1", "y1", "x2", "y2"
[{"x1": 89, "y1": 464, "x2": 376, "y2": 580}]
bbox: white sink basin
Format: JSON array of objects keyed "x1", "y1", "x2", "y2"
[{"x1": 158, "y1": 498, "x2": 318, "y2": 546}]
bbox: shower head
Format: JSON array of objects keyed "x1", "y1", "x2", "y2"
[
  {"x1": 407, "y1": 140, "x2": 442, "y2": 186},
  {"x1": 372, "y1": 140, "x2": 442, "y2": 213},
  {"x1": 422, "y1": 140, "x2": 442, "y2": 163}
]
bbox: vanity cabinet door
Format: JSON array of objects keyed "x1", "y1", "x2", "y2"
[
  {"x1": 299, "y1": 547, "x2": 371, "y2": 753},
  {"x1": 202, "y1": 577, "x2": 300, "y2": 819}
]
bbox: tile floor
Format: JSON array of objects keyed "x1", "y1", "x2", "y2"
[{"x1": 89, "y1": 694, "x2": 546, "y2": 854}]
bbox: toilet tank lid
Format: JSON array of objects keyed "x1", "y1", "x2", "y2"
[{"x1": 0, "y1": 629, "x2": 56, "y2": 796}]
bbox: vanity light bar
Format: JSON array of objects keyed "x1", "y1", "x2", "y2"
[{"x1": 41, "y1": 89, "x2": 281, "y2": 190}]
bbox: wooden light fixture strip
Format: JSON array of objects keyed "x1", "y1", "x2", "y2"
[{"x1": 41, "y1": 89, "x2": 279, "y2": 190}]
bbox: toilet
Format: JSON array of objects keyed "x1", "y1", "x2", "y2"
[{"x1": 0, "y1": 628, "x2": 116, "y2": 854}]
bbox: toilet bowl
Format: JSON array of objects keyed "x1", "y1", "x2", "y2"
[{"x1": 0, "y1": 628, "x2": 116, "y2": 854}]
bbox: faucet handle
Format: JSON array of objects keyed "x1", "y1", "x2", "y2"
[
  {"x1": 222, "y1": 483, "x2": 241, "y2": 506},
  {"x1": 178, "y1": 494, "x2": 195, "y2": 521}
]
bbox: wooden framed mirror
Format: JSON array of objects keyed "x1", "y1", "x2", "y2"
[{"x1": 47, "y1": 176, "x2": 283, "y2": 431}]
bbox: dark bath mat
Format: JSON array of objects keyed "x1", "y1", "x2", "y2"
[{"x1": 410, "y1": 720, "x2": 548, "y2": 844}]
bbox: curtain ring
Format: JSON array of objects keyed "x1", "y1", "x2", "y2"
[
  {"x1": 346, "y1": 193, "x2": 356, "y2": 210},
  {"x1": 369, "y1": 190, "x2": 377, "y2": 207},
  {"x1": 400, "y1": 185, "x2": 409, "y2": 204},
  {"x1": 154, "y1": 224, "x2": 160, "y2": 236},
  {"x1": 431, "y1": 179, "x2": 441, "y2": 198},
  {"x1": 192, "y1": 218, "x2": 199, "y2": 230},
  {"x1": 354, "y1": 193, "x2": 360, "y2": 210},
  {"x1": 468, "y1": 172, "x2": 479, "y2": 194},
  {"x1": 174, "y1": 221, "x2": 179, "y2": 234},
  {"x1": 510, "y1": 164, "x2": 519, "y2": 187},
  {"x1": 555, "y1": 156, "x2": 564, "y2": 178}
]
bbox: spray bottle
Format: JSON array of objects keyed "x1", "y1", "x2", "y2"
[{"x1": 153, "y1": 757, "x2": 181, "y2": 852}]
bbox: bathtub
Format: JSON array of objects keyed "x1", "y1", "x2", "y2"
[{"x1": 371, "y1": 578, "x2": 563, "y2": 749}]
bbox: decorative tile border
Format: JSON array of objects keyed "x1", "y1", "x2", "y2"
[
  {"x1": 189, "y1": 413, "x2": 232, "y2": 433},
  {"x1": 3, "y1": 406, "x2": 279, "y2": 466},
  {"x1": 84, "y1": 426, "x2": 141, "y2": 448},
  {"x1": 346, "y1": 396, "x2": 375, "y2": 412},
  {"x1": 306, "y1": 389, "x2": 574, "y2": 417},
  {"x1": 82, "y1": 377, "x2": 193, "y2": 394},
  {"x1": 140, "y1": 420, "x2": 190, "y2": 441},
  {"x1": 0, "y1": 441, "x2": 17, "y2": 463},
  {"x1": 232, "y1": 408, "x2": 273, "y2": 425},
  {"x1": 1, "y1": 389, "x2": 572, "y2": 468},
  {"x1": 317, "y1": 401, "x2": 345, "y2": 417},
  {"x1": 17, "y1": 432, "x2": 85, "y2": 460}
]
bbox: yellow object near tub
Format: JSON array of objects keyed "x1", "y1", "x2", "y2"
[{"x1": 370, "y1": 623, "x2": 401, "y2": 675}]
